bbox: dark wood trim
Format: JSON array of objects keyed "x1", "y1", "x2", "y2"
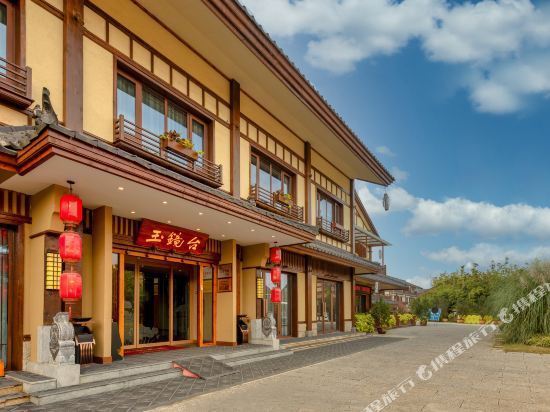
[
  {"x1": 215, "y1": 340, "x2": 237, "y2": 346},
  {"x1": 63, "y1": 0, "x2": 84, "y2": 131},
  {"x1": 229, "y1": 79, "x2": 240, "y2": 197},
  {"x1": 93, "y1": 355, "x2": 112, "y2": 364},
  {"x1": 5, "y1": 224, "x2": 24, "y2": 370},
  {"x1": 350, "y1": 270, "x2": 355, "y2": 327},
  {"x1": 29, "y1": 229, "x2": 61, "y2": 239},
  {"x1": 304, "y1": 141, "x2": 311, "y2": 225},
  {"x1": 31, "y1": 0, "x2": 64, "y2": 19},
  {"x1": 0, "y1": 213, "x2": 30, "y2": 225},
  {"x1": 305, "y1": 255, "x2": 312, "y2": 332},
  {"x1": 350, "y1": 179, "x2": 355, "y2": 254},
  {"x1": 246, "y1": 138, "x2": 304, "y2": 178},
  {"x1": 291, "y1": 273, "x2": 298, "y2": 337},
  {"x1": 202, "y1": 0, "x2": 393, "y2": 185}
]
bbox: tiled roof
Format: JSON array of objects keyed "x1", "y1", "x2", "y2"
[{"x1": 300, "y1": 240, "x2": 382, "y2": 270}]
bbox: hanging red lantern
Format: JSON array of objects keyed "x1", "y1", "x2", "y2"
[
  {"x1": 59, "y1": 231, "x2": 82, "y2": 262},
  {"x1": 270, "y1": 266, "x2": 281, "y2": 284},
  {"x1": 60, "y1": 193, "x2": 83, "y2": 225},
  {"x1": 59, "y1": 272, "x2": 82, "y2": 302},
  {"x1": 271, "y1": 287, "x2": 282, "y2": 303},
  {"x1": 270, "y1": 247, "x2": 282, "y2": 265}
]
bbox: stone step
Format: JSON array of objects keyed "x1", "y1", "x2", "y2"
[
  {"x1": 0, "y1": 378, "x2": 23, "y2": 396},
  {"x1": 209, "y1": 345, "x2": 275, "y2": 361},
  {"x1": 6, "y1": 371, "x2": 57, "y2": 394},
  {"x1": 282, "y1": 334, "x2": 367, "y2": 351},
  {"x1": 0, "y1": 392, "x2": 30, "y2": 408},
  {"x1": 30, "y1": 368, "x2": 181, "y2": 406},
  {"x1": 79, "y1": 360, "x2": 174, "y2": 384},
  {"x1": 222, "y1": 349, "x2": 293, "y2": 367}
]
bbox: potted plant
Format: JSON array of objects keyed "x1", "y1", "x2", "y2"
[
  {"x1": 159, "y1": 130, "x2": 200, "y2": 161},
  {"x1": 275, "y1": 191, "x2": 294, "y2": 206},
  {"x1": 370, "y1": 301, "x2": 391, "y2": 334}
]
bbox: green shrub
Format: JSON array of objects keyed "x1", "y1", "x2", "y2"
[
  {"x1": 526, "y1": 335, "x2": 550, "y2": 348},
  {"x1": 370, "y1": 301, "x2": 391, "y2": 328},
  {"x1": 489, "y1": 260, "x2": 550, "y2": 344},
  {"x1": 411, "y1": 298, "x2": 431, "y2": 320},
  {"x1": 448, "y1": 312, "x2": 457, "y2": 322},
  {"x1": 464, "y1": 315, "x2": 483, "y2": 324},
  {"x1": 355, "y1": 313, "x2": 375, "y2": 333},
  {"x1": 385, "y1": 315, "x2": 396, "y2": 328},
  {"x1": 398, "y1": 313, "x2": 414, "y2": 323},
  {"x1": 483, "y1": 315, "x2": 494, "y2": 324}
]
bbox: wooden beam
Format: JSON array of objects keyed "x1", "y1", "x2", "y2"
[
  {"x1": 304, "y1": 141, "x2": 312, "y2": 225},
  {"x1": 350, "y1": 269, "x2": 356, "y2": 328},
  {"x1": 63, "y1": 0, "x2": 84, "y2": 131},
  {"x1": 229, "y1": 79, "x2": 240, "y2": 197},
  {"x1": 305, "y1": 255, "x2": 312, "y2": 332},
  {"x1": 350, "y1": 179, "x2": 355, "y2": 254}
]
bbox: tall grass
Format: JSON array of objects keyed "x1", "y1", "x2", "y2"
[{"x1": 488, "y1": 260, "x2": 550, "y2": 344}]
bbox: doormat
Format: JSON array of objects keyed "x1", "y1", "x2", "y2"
[{"x1": 125, "y1": 345, "x2": 185, "y2": 356}]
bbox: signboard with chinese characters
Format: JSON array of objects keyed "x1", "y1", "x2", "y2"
[
  {"x1": 135, "y1": 219, "x2": 209, "y2": 255},
  {"x1": 217, "y1": 263, "x2": 232, "y2": 293},
  {"x1": 354, "y1": 285, "x2": 372, "y2": 294}
]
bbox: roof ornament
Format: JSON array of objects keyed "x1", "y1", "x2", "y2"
[
  {"x1": 33, "y1": 87, "x2": 59, "y2": 126},
  {"x1": 383, "y1": 190, "x2": 390, "y2": 212}
]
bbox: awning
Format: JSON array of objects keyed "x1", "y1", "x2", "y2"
[
  {"x1": 357, "y1": 273, "x2": 414, "y2": 291},
  {"x1": 354, "y1": 226, "x2": 391, "y2": 247}
]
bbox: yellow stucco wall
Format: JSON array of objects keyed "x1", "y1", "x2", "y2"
[
  {"x1": 311, "y1": 150, "x2": 349, "y2": 190},
  {"x1": 26, "y1": 1, "x2": 64, "y2": 122},
  {"x1": 83, "y1": 37, "x2": 114, "y2": 141},
  {"x1": 0, "y1": 105, "x2": 27, "y2": 126},
  {"x1": 216, "y1": 240, "x2": 237, "y2": 343},
  {"x1": 297, "y1": 272, "x2": 305, "y2": 323},
  {"x1": 239, "y1": 138, "x2": 250, "y2": 199},
  {"x1": 91, "y1": 0, "x2": 229, "y2": 101},
  {"x1": 241, "y1": 268, "x2": 257, "y2": 321},
  {"x1": 343, "y1": 280, "x2": 351, "y2": 320},
  {"x1": 214, "y1": 121, "x2": 231, "y2": 190},
  {"x1": 311, "y1": 274, "x2": 317, "y2": 327},
  {"x1": 81, "y1": 234, "x2": 93, "y2": 318},
  {"x1": 296, "y1": 175, "x2": 305, "y2": 209}
]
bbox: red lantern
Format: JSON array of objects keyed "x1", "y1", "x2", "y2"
[
  {"x1": 59, "y1": 231, "x2": 82, "y2": 262},
  {"x1": 270, "y1": 247, "x2": 282, "y2": 265},
  {"x1": 270, "y1": 266, "x2": 281, "y2": 284},
  {"x1": 271, "y1": 287, "x2": 282, "y2": 303},
  {"x1": 60, "y1": 193, "x2": 83, "y2": 225},
  {"x1": 59, "y1": 272, "x2": 82, "y2": 302}
]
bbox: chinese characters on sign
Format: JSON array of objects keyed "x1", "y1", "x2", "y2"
[
  {"x1": 217, "y1": 263, "x2": 232, "y2": 293},
  {"x1": 135, "y1": 219, "x2": 208, "y2": 255}
]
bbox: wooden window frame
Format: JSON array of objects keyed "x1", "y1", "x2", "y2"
[
  {"x1": 317, "y1": 190, "x2": 344, "y2": 226},
  {"x1": 250, "y1": 150, "x2": 296, "y2": 198},
  {"x1": 115, "y1": 70, "x2": 211, "y2": 159},
  {"x1": 0, "y1": 0, "x2": 15, "y2": 63}
]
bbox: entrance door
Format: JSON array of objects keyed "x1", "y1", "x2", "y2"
[
  {"x1": 265, "y1": 272, "x2": 294, "y2": 337},
  {"x1": 316, "y1": 279, "x2": 341, "y2": 334},
  {"x1": 0, "y1": 227, "x2": 11, "y2": 364},
  {"x1": 123, "y1": 258, "x2": 194, "y2": 348}
]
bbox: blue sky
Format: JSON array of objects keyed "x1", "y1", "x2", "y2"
[{"x1": 242, "y1": 0, "x2": 550, "y2": 288}]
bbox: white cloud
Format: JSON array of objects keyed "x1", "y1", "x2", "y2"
[
  {"x1": 405, "y1": 275, "x2": 433, "y2": 289},
  {"x1": 425, "y1": 243, "x2": 550, "y2": 266},
  {"x1": 358, "y1": 184, "x2": 550, "y2": 239},
  {"x1": 241, "y1": 0, "x2": 550, "y2": 113},
  {"x1": 391, "y1": 166, "x2": 408, "y2": 182},
  {"x1": 375, "y1": 145, "x2": 396, "y2": 157}
]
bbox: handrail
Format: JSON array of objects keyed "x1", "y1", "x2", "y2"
[
  {"x1": 250, "y1": 185, "x2": 304, "y2": 221},
  {"x1": 114, "y1": 116, "x2": 223, "y2": 186},
  {"x1": 316, "y1": 216, "x2": 350, "y2": 242}
]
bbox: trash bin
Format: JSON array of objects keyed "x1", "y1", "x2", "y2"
[{"x1": 237, "y1": 315, "x2": 249, "y2": 345}]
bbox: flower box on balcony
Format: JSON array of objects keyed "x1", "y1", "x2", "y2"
[
  {"x1": 161, "y1": 138, "x2": 199, "y2": 161},
  {"x1": 274, "y1": 191, "x2": 294, "y2": 206}
]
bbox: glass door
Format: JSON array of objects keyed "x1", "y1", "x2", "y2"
[
  {"x1": 265, "y1": 272, "x2": 293, "y2": 337},
  {"x1": 316, "y1": 279, "x2": 341, "y2": 334},
  {"x1": 138, "y1": 265, "x2": 170, "y2": 344},
  {"x1": 0, "y1": 227, "x2": 11, "y2": 364},
  {"x1": 173, "y1": 266, "x2": 190, "y2": 342}
]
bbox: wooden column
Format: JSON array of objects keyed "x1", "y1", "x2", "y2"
[
  {"x1": 350, "y1": 269, "x2": 356, "y2": 327},
  {"x1": 304, "y1": 142, "x2": 312, "y2": 225},
  {"x1": 63, "y1": 0, "x2": 84, "y2": 131},
  {"x1": 305, "y1": 255, "x2": 312, "y2": 332},
  {"x1": 229, "y1": 80, "x2": 240, "y2": 197},
  {"x1": 197, "y1": 265, "x2": 204, "y2": 346},
  {"x1": 350, "y1": 179, "x2": 355, "y2": 254}
]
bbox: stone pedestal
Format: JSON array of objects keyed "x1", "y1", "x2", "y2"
[
  {"x1": 24, "y1": 313, "x2": 80, "y2": 387},
  {"x1": 249, "y1": 313, "x2": 279, "y2": 350}
]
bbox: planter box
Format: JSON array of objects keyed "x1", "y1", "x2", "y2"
[
  {"x1": 161, "y1": 139, "x2": 198, "y2": 161},
  {"x1": 274, "y1": 192, "x2": 294, "y2": 206}
]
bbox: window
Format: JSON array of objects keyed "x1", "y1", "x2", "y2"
[
  {"x1": 45, "y1": 251, "x2": 62, "y2": 290},
  {"x1": 317, "y1": 191, "x2": 343, "y2": 225},
  {"x1": 0, "y1": 0, "x2": 14, "y2": 64},
  {"x1": 250, "y1": 151, "x2": 294, "y2": 196},
  {"x1": 116, "y1": 72, "x2": 208, "y2": 157}
]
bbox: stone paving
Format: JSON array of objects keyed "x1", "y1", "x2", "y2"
[
  {"x1": 156, "y1": 324, "x2": 550, "y2": 412},
  {"x1": 7, "y1": 334, "x2": 404, "y2": 411}
]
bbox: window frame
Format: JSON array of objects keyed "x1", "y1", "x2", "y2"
[
  {"x1": 0, "y1": 0, "x2": 16, "y2": 64},
  {"x1": 250, "y1": 150, "x2": 295, "y2": 198},
  {"x1": 116, "y1": 70, "x2": 210, "y2": 158},
  {"x1": 317, "y1": 190, "x2": 344, "y2": 226}
]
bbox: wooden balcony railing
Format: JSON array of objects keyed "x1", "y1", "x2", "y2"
[
  {"x1": 0, "y1": 57, "x2": 32, "y2": 108},
  {"x1": 249, "y1": 186, "x2": 304, "y2": 222},
  {"x1": 316, "y1": 217, "x2": 350, "y2": 243},
  {"x1": 114, "y1": 116, "x2": 223, "y2": 187}
]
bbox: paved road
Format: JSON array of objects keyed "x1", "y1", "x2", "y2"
[{"x1": 155, "y1": 324, "x2": 550, "y2": 412}]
